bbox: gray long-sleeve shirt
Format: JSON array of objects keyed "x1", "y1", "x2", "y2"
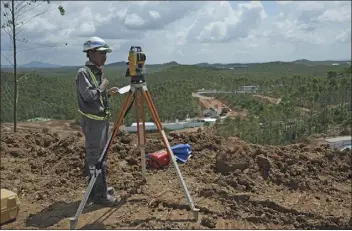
[{"x1": 76, "y1": 61, "x2": 109, "y2": 118}]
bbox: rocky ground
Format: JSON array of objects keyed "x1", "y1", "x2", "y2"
[{"x1": 1, "y1": 125, "x2": 351, "y2": 229}]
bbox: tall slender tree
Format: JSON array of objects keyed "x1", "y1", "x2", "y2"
[{"x1": 1, "y1": 0, "x2": 65, "y2": 132}]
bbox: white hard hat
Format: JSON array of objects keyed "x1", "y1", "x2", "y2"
[{"x1": 83, "y1": 36, "x2": 112, "y2": 53}]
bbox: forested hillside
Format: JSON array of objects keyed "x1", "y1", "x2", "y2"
[
  {"x1": 1, "y1": 61, "x2": 351, "y2": 145},
  {"x1": 215, "y1": 68, "x2": 351, "y2": 144}
]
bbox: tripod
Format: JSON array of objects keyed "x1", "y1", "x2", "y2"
[{"x1": 69, "y1": 81, "x2": 199, "y2": 229}]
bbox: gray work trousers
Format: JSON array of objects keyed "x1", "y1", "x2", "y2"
[{"x1": 81, "y1": 116, "x2": 110, "y2": 199}]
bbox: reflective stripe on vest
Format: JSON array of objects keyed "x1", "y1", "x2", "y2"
[
  {"x1": 85, "y1": 66, "x2": 104, "y2": 106},
  {"x1": 78, "y1": 66, "x2": 110, "y2": 120},
  {"x1": 78, "y1": 109, "x2": 107, "y2": 121}
]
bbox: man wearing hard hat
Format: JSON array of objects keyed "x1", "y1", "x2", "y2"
[{"x1": 76, "y1": 36, "x2": 118, "y2": 205}]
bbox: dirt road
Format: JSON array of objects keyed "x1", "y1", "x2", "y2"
[
  {"x1": 252, "y1": 95, "x2": 282, "y2": 104},
  {"x1": 192, "y1": 93, "x2": 247, "y2": 118},
  {"x1": 1, "y1": 122, "x2": 351, "y2": 229}
]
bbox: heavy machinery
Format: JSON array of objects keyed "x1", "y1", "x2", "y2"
[
  {"x1": 1, "y1": 188, "x2": 20, "y2": 225},
  {"x1": 69, "y1": 46, "x2": 199, "y2": 229}
]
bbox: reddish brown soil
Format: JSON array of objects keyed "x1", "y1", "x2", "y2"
[
  {"x1": 192, "y1": 93, "x2": 247, "y2": 119},
  {"x1": 1, "y1": 125, "x2": 351, "y2": 229},
  {"x1": 216, "y1": 97, "x2": 248, "y2": 119}
]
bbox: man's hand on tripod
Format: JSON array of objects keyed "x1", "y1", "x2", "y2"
[{"x1": 108, "y1": 87, "x2": 119, "y2": 96}]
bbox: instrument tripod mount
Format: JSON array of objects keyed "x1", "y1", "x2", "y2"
[{"x1": 69, "y1": 77, "x2": 200, "y2": 229}]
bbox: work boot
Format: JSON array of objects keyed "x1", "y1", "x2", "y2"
[
  {"x1": 107, "y1": 186, "x2": 115, "y2": 196},
  {"x1": 93, "y1": 194, "x2": 117, "y2": 206}
]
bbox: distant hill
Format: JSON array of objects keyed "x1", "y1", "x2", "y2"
[
  {"x1": 195, "y1": 59, "x2": 351, "y2": 69},
  {"x1": 195, "y1": 62, "x2": 249, "y2": 69},
  {"x1": 1, "y1": 59, "x2": 350, "y2": 72},
  {"x1": 1, "y1": 61, "x2": 62, "y2": 69},
  {"x1": 147, "y1": 61, "x2": 180, "y2": 68},
  {"x1": 292, "y1": 59, "x2": 351, "y2": 66},
  {"x1": 106, "y1": 61, "x2": 127, "y2": 67},
  {"x1": 106, "y1": 60, "x2": 179, "y2": 68},
  {"x1": 22, "y1": 61, "x2": 62, "y2": 68},
  {"x1": 104, "y1": 60, "x2": 180, "y2": 75}
]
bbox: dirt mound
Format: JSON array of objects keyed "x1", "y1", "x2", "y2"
[
  {"x1": 1, "y1": 129, "x2": 351, "y2": 229},
  {"x1": 1, "y1": 131, "x2": 83, "y2": 201},
  {"x1": 215, "y1": 140, "x2": 253, "y2": 174},
  {"x1": 167, "y1": 131, "x2": 351, "y2": 229},
  {"x1": 0, "y1": 131, "x2": 143, "y2": 202}
]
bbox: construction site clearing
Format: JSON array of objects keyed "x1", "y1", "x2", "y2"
[{"x1": 0, "y1": 121, "x2": 351, "y2": 229}]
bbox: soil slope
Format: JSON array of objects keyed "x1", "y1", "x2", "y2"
[{"x1": 1, "y1": 128, "x2": 351, "y2": 229}]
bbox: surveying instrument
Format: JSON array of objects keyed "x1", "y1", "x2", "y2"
[{"x1": 69, "y1": 46, "x2": 199, "y2": 229}]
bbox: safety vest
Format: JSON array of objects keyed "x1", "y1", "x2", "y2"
[{"x1": 78, "y1": 66, "x2": 111, "y2": 120}]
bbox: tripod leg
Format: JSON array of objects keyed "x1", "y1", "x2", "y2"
[
  {"x1": 97, "y1": 91, "x2": 135, "y2": 164},
  {"x1": 142, "y1": 90, "x2": 200, "y2": 220},
  {"x1": 135, "y1": 91, "x2": 140, "y2": 145},
  {"x1": 109, "y1": 91, "x2": 135, "y2": 143},
  {"x1": 69, "y1": 169, "x2": 101, "y2": 229},
  {"x1": 135, "y1": 91, "x2": 146, "y2": 180},
  {"x1": 69, "y1": 91, "x2": 135, "y2": 229},
  {"x1": 140, "y1": 92, "x2": 147, "y2": 179}
]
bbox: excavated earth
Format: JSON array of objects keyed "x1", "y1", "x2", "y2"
[{"x1": 1, "y1": 127, "x2": 351, "y2": 229}]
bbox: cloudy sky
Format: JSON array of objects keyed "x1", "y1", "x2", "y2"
[{"x1": 1, "y1": 1, "x2": 351, "y2": 66}]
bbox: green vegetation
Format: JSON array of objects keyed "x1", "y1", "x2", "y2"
[
  {"x1": 1, "y1": 60, "x2": 351, "y2": 145},
  {"x1": 215, "y1": 65, "x2": 352, "y2": 145}
]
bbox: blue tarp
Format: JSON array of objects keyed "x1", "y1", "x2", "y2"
[
  {"x1": 146, "y1": 143, "x2": 192, "y2": 163},
  {"x1": 171, "y1": 144, "x2": 192, "y2": 163}
]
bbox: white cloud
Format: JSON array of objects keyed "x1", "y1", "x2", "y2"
[
  {"x1": 0, "y1": 0, "x2": 351, "y2": 66},
  {"x1": 124, "y1": 13, "x2": 146, "y2": 28},
  {"x1": 79, "y1": 22, "x2": 96, "y2": 35},
  {"x1": 184, "y1": 1, "x2": 267, "y2": 43},
  {"x1": 276, "y1": 1, "x2": 293, "y2": 5},
  {"x1": 149, "y1": 10, "x2": 161, "y2": 20},
  {"x1": 336, "y1": 29, "x2": 351, "y2": 43},
  {"x1": 271, "y1": 1, "x2": 351, "y2": 48}
]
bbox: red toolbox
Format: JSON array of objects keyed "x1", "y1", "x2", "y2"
[{"x1": 148, "y1": 150, "x2": 170, "y2": 169}]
